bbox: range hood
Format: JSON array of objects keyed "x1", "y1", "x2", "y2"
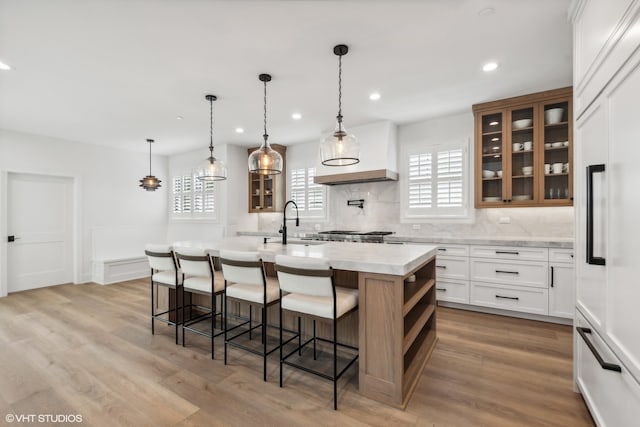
[{"x1": 314, "y1": 121, "x2": 398, "y2": 185}]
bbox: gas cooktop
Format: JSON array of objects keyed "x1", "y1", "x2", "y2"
[
  {"x1": 312, "y1": 230, "x2": 393, "y2": 243},
  {"x1": 318, "y1": 230, "x2": 393, "y2": 236}
]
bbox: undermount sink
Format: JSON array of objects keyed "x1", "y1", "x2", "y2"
[{"x1": 265, "y1": 239, "x2": 325, "y2": 246}]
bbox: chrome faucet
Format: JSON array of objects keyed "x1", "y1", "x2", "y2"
[{"x1": 279, "y1": 200, "x2": 299, "y2": 245}]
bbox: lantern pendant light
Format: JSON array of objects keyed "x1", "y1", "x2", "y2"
[
  {"x1": 248, "y1": 73, "x2": 283, "y2": 175},
  {"x1": 139, "y1": 138, "x2": 162, "y2": 191},
  {"x1": 320, "y1": 44, "x2": 360, "y2": 166},
  {"x1": 195, "y1": 94, "x2": 227, "y2": 181}
]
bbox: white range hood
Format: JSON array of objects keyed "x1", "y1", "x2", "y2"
[{"x1": 314, "y1": 120, "x2": 398, "y2": 185}]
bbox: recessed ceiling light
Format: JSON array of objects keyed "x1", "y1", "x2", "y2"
[
  {"x1": 369, "y1": 92, "x2": 381, "y2": 101},
  {"x1": 491, "y1": 137, "x2": 500, "y2": 142},
  {"x1": 489, "y1": 121, "x2": 499, "y2": 126},
  {"x1": 478, "y1": 7, "x2": 495, "y2": 16},
  {"x1": 0, "y1": 61, "x2": 11, "y2": 71},
  {"x1": 176, "y1": 116, "x2": 184, "y2": 120},
  {"x1": 291, "y1": 113, "x2": 302, "y2": 120},
  {"x1": 483, "y1": 62, "x2": 499, "y2": 72},
  {"x1": 235, "y1": 127, "x2": 244, "y2": 134}
]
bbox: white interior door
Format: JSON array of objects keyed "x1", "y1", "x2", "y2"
[{"x1": 7, "y1": 173, "x2": 73, "y2": 292}]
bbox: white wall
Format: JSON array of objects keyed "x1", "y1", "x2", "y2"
[
  {"x1": 0, "y1": 128, "x2": 168, "y2": 291},
  {"x1": 165, "y1": 144, "x2": 256, "y2": 243},
  {"x1": 257, "y1": 111, "x2": 575, "y2": 238}
]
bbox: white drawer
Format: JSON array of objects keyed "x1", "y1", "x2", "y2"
[
  {"x1": 576, "y1": 313, "x2": 640, "y2": 427},
  {"x1": 470, "y1": 282, "x2": 548, "y2": 315},
  {"x1": 435, "y1": 256, "x2": 469, "y2": 281},
  {"x1": 549, "y1": 248, "x2": 575, "y2": 264},
  {"x1": 470, "y1": 245, "x2": 548, "y2": 261},
  {"x1": 470, "y1": 258, "x2": 548, "y2": 288},
  {"x1": 435, "y1": 279, "x2": 469, "y2": 304},
  {"x1": 436, "y1": 244, "x2": 469, "y2": 257}
]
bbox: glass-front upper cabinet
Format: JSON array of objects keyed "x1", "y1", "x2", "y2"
[
  {"x1": 473, "y1": 87, "x2": 573, "y2": 208},
  {"x1": 541, "y1": 100, "x2": 572, "y2": 203},
  {"x1": 509, "y1": 106, "x2": 536, "y2": 204},
  {"x1": 477, "y1": 111, "x2": 505, "y2": 205}
]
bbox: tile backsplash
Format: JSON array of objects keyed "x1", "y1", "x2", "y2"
[{"x1": 257, "y1": 180, "x2": 574, "y2": 238}]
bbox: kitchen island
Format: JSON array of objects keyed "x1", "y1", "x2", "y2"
[{"x1": 172, "y1": 237, "x2": 439, "y2": 408}]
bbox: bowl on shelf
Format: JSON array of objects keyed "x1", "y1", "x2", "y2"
[
  {"x1": 483, "y1": 196, "x2": 502, "y2": 202},
  {"x1": 482, "y1": 170, "x2": 496, "y2": 178},
  {"x1": 512, "y1": 119, "x2": 533, "y2": 129},
  {"x1": 496, "y1": 170, "x2": 503, "y2": 178},
  {"x1": 551, "y1": 141, "x2": 564, "y2": 148},
  {"x1": 545, "y1": 108, "x2": 564, "y2": 125},
  {"x1": 544, "y1": 142, "x2": 552, "y2": 149},
  {"x1": 512, "y1": 195, "x2": 532, "y2": 201},
  {"x1": 522, "y1": 166, "x2": 534, "y2": 176}
]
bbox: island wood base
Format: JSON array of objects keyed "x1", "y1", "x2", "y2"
[{"x1": 358, "y1": 255, "x2": 438, "y2": 408}]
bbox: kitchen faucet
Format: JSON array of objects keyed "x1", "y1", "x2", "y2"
[{"x1": 279, "y1": 200, "x2": 299, "y2": 245}]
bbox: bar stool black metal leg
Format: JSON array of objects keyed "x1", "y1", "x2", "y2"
[
  {"x1": 313, "y1": 320, "x2": 317, "y2": 360},
  {"x1": 175, "y1": 286, "x2": 180, "y2": 345},
  {"x1": 279, "y1": 291, "x2": 283, "y2": 388},
  {"x1": 182, "y1": 282, "x2": 186, "y2": 347},
  {"x1": 211, "y1": 292, "x2": 215, "y2": 359},
  {"x1": 333, "y1": 316, "x2": 338, "y2": 410},
  {"x1": 150, "y1": 273, "x2": 155, "y2": 335},
  {"x1": 263, "y1": 305, "x2": 267, "y2": 382},
  {"x1": 224, "y1": 292, "x2": 228, "y2": 365},
  {"x1": 298, "y1": 317, "x2": 302, "y2": 356},
  {"x1": 249, "y1": 305, "x2": 253, "y2": 341}
]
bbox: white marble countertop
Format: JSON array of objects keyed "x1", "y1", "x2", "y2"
[
  {"x1": 236, "y1": 231, "x2": 573, "y2": 249},
  {"x1": 173, "y1": 237, "x2": 438, "y2": 276}
]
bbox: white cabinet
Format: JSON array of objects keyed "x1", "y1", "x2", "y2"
[
  {"x1": 435, "y1": 279, "x2": 469, "y2": 304},
  {"x1": 434, "y1": 244, "x2": 470, "y2": 304},
  {"x1": 549, "y1": 261, "x2": 574, "y2": 319},
  {"x1": 470, "y1": 282, "x2": 548, "y2": 316},
  {"x1": 470, "y1": 258, "x2": 548, "y2": 289}
]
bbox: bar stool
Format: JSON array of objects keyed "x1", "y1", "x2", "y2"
[
  {"x1": 275, "y1": 254, "x2": 359, "y2": 410},
  {"x1": 145, "y1": 244, "x2": 181, "y2": 344},
  {"x1": 175, "y1": 247, "x2": 224, "y2": 359},
  {"x1": 219, "y1": 250, "x2": 281, "y2": 381}
]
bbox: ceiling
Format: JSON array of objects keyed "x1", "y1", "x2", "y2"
[{"x1": 0, "y1": 0, "x2": 572, "y2": 156}]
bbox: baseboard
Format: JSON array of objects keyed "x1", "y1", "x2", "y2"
[{"x1": 438, "y1": 301, "x2": 573, "y2": 325}]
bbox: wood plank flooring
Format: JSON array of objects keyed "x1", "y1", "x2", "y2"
[{"x1": 0, "y1": 279, "x2": 594, "y2": 427}]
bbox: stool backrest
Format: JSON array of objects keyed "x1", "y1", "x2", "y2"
[
  {"x1": 175, "y1": 247, "x2": 212, "y2": 277},
  {"x1": 275, "y1": 255, "x2": 333, "y2": 297},
  {"x1": 145, "y1": 244, "x2": 176, "y2": 271},
  {"x1": 219, "y1": 250, "x2": 264, "y2": 286}
]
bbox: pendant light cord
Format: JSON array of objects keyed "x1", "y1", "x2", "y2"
[
  {"x1": 149, "y1": 140, "x2": 152, "y2": 175},
  {"x1": 209, "y1": 97, "x2": 214, "y2": 157},
  {"x1": 263, "y1": 79, "x2": 268, "y2": 144},
  {"x1": 337, "y1": 53, "x2": 343, "y2": 127}
]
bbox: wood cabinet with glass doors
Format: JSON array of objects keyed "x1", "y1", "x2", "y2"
[
  {"x1": 247, "y1": 144, "x2": 287, "y2": 213},
  {"x1": 473, "y1": 87, "x2": 573, "y2": 208}
]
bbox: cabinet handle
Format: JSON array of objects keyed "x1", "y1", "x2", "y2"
[
  {"x1": 438, "y1": 248, "x2": 447, "y2": 252},
  {"x1": 436, "y1": 265, "x2": 446, "y2": 269},
  {"x1": 495, "y1": 295, "x2": 519, "y2": 300},
  {"x1": 436, "y1": 287, "x2": 447, "y2": 292},
  {"x1": 586, "y1": 164, "x2": 606, "y2": 265},
  {"x1": 576, "y1": 327, "x2": 621, "y2": 372},
  {"x1": 495, "y1": 270, "x2": 519, "y2": 275},
  {"x1": 550, "y1": 266, "x2": 554, "y2": 288},
  {"x1": 496, "y1": 250, "x2": 519, "y2": 255}
]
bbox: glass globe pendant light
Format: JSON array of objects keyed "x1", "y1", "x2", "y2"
[
  {"x1": 320, "y1": 44, "x2": 360, "y2": 166},
  {"x1": 248, "y1": 73, "x2": 283, "y2": 175},
  {"x1": 139, "y1": 138, "x2": 162, "y2": 191},
  {"x1": 195, "y1": 94, "x2": 227, "y2": 181}
]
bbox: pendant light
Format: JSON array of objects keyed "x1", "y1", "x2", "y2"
[
  {"x1": 248, "y1": 73, "x2": 283, "y2": 175},
  {"x1": 195, "y1": 94, "x2": 227, "y2": 181},
  {"x1": 139, "y1": 138, "x2": 162, "y2": 191},
  {"x1": 320, "y1": 44, "x2": 360, "y2": 166}
]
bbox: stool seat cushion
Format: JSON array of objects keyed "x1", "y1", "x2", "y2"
[
  {"x1": 183, "y1": 276, "x2": 224, "y2": 294},
  {"x1": 226, "y1": 277, "x2": 280, "y2": 304},
  {"x1": 152, "y1": 270, "x2": 180, "y2": 287},
  {"x1": 282, "y1": 286, "x2": 358, "y2": 319}
]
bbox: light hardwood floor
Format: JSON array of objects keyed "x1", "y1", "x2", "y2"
[{"x1": 0, "y1": 279, "x2": 594, "y2": 427}]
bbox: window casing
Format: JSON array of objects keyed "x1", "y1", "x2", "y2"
[
  {"x1": 172, "y1": 173, "x2": 216, "y2": 220},
  {"x1": 288, "y1": 167, "x2": 327, "y2": 219},
  {"x1": 401, "y1": 140, "x2": 470, "y2": 220}
]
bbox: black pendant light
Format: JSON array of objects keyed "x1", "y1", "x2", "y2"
[
  {"x1": 320, "y1": 44, "x2": 360, "y2": 166},
  {"x1": 195, "y1": 94, "x2": 227, "y2": 181},
  {"x1": 139, "y1": 138, "x2": 162, "y2": 191},
  {"x1": 248, "y1": 73, "x2": 283, "y2": 175}
]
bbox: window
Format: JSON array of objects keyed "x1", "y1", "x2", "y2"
[
  {"x1": 401, "y1": 140, "x2": 470, "y2": 220},
  {"x1": 288, "y1": 167, "x2": 327, "y2": 218},
  {"x1": 172, "y1": 173, "x2": 216, "y2": 219}
]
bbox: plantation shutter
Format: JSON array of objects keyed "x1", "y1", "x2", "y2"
[
  {"x1": 436, "y1": 149, "x2": 463, "y2": 207},
  {"x1": 408, "y1": 153, "x2": 432, "y2": 209}
]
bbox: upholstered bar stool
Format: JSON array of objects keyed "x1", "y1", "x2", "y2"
[
  {"x1": 145, "y1": 244, "x2": 181, "y2": 344},
  {"x1": 175, "y1": 247, "x2": 225, "y2": 359},
  {"x1": 275, "y1": 254, "x2": 359, "y2": 410},
  {"x1": 219, "y1": 250, "x2": 281, "y2": 381}
]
